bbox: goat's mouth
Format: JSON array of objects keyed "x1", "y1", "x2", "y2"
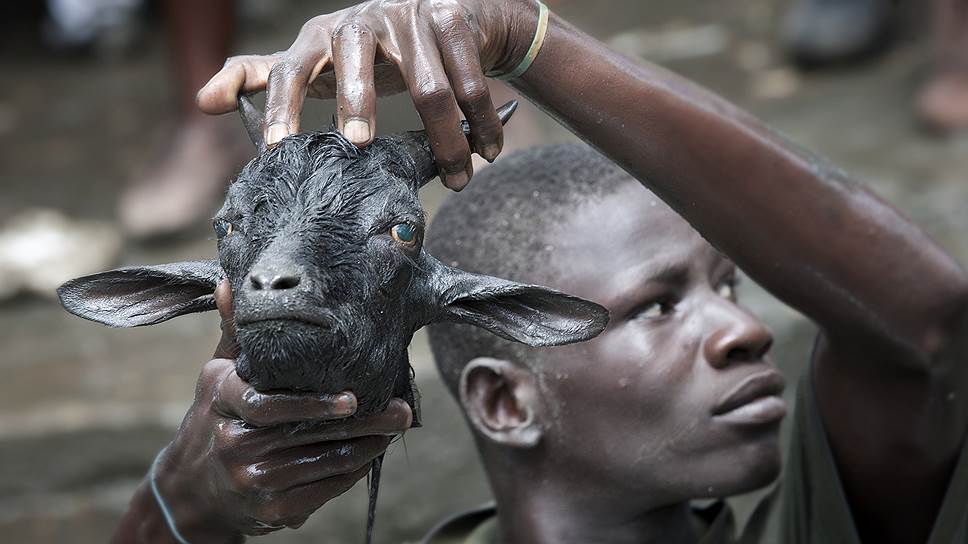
[{"x1": 235, "y1": 311, "x2": 334, "y2": 330}]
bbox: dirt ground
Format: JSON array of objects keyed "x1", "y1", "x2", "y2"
[{"x1": 1, "y1": 1, "x2": 966, "y2": 543}]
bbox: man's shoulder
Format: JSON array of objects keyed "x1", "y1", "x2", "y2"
[
  {"x1": 777, "y1": 366, "x2": 968, "y2": 543},
  {"x1": 418, "y1": 497, "x2": 776, "y2": 544},
  {"x1": 420, "y1": 503, "x2": 497, "y2": 544}
]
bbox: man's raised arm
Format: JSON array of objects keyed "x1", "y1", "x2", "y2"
[{"x1": 511, "y1": 15, "x2": 968, "y2": 542}]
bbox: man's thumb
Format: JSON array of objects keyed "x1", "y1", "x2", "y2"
[{"x1": 213, "y1": 280, "x2": 241, "y2": 359}]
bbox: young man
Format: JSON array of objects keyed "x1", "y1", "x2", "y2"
[
  {"x1": 421, "y1": 144, "x2": 784, "y2": 542},
  {"x1": 419, "y1": 140, "x2": 968, "y2": 543},
  {"x1": 114, "y1": 0, "x2": 968, "y2": 542}
]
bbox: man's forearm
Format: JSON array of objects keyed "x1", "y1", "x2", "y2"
[{"x1": 512, "y1": 12, "x2": 968, "y2": 361}]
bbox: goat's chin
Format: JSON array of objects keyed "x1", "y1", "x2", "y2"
[
  {"x1": 235, "y1": 320, "x2": 342, "y2": 391},
  {"x1": 233, "y1": 320, "x2": 402, "y2": 414}
]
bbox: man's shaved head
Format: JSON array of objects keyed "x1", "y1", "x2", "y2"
[{"x1": 426, "y1": 144, "x2": 636, "y2": 395}]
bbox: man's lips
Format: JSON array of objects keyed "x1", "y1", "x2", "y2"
[{"x1": 712, "y1": 370, "x2": 787, "y2": 424}]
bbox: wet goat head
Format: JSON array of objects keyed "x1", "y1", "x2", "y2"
[{"x1": 57, "y1": 98, "x2": 609, "y2": 417}]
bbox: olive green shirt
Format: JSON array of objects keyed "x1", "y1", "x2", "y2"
[{"x1": 422, "y1": 368, "x2": 968, "y2": 543}]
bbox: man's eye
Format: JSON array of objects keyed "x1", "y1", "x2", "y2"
[
  {"x1": 717, "y1": 280, "x2": 737, "y2": 301},
  {"x1": 213, "y1": 218, "x2": 234, "y2": 238},
  {"x1": 390, "y1": 223, "x2": 418, "y2": 246},
  {"x1": 636, "y1": 301, "x2": 673, "y2": 320}
]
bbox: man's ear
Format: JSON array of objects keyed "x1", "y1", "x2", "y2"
[
  {"x1": 460, "y1": 357, "x2": 544, "y2": 448},
  {"x1": 57, "y1": 260, "x2": 222, "y2": 327},
  {"x1": 435, "y1": 265, "x2": 609, "y2": 347}
]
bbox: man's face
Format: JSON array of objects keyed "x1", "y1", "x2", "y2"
[{"x1": 536, "y1": 183, "x2": 784, "y2": 503}]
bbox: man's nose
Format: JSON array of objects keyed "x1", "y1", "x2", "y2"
[
  {"x1": 247, "y1": 266, "x2": 303, "y2": 291},
  {"x1": 702, "y1": 300, "x2": 774, "y2": 369}
]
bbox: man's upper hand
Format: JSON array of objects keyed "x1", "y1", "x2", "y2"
[{"x1": 196, "y1": 0, "x2": 539, "y2": 191}]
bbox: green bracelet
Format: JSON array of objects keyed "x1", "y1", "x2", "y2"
[{"x1": 489, "y1": 0, "x2": 550, "y2": 81}]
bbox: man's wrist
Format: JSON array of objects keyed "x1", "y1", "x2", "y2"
[
  {"x1": 154, "y1": 445, "x2": 244, "y2": 543},
  {"x1": 114, "y1": 479, "x2": 229, "y2": 544},
  {"x1": 488, "y1": 0, "x2": 541, "y2": 77}
]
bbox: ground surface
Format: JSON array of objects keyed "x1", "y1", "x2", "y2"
[{"x1": 1, "y1": 1, "x2": 966, "y2": 543}]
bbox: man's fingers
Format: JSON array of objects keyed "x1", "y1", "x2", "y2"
[
  {"x1": 264, "y1": 60, "x2": 308, "y2": 145},
  {"x1": 282, "y1": 463, "x2": 372, "y2": 509},
  {"x1": 332, "y1": 22, "x2": 378, "y2": 146},
  {"x1": 254, "y1": 398, "x2": 413, "y2": 452},
  {"x1": 214, "y1": 279, "x2": 234, "y2": 322},
  {"x1": 432, "y1": 10, "x2": 503, "y2": 162},
  {"x1": 401, "y1": 28, "x2": 473, "y2": 191},
  {"x1": 249, "y1": 435, "x2": 391, "y2": 491},
  {"x1": 197, "y1": 55, "x2": 276, "y2": 114},
  {"x1": 213, "y1": 369, "x2": 358, "y2": 426},
  {"x1": 246, "y1": 464, "x2": 371, "y2": 530},
  {"x1": 263, "y1": 41, "x2": 331, "y2": 145}
]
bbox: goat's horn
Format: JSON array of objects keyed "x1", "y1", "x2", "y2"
[
  {"x1": 460, "y1": 100, "x2": 519, "y2": 137},
  {"x1": 402, "y1": 100, "x2": 519, "y2": 188},
  {"x1": 496, "y1": 100, "x2": 519, "y2": 125},
  {"x1": 238, "y1": 94, "x2": 266, "y2": 153}
]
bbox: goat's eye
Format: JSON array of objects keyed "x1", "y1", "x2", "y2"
[
  {"x1": 390, "y1": 223, "x2": 418, "y2": 246},
  {"x1": 213, "y1": 218, "x2": 234, "y2": 238}
]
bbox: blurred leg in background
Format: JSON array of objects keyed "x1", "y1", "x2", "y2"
[
  {"x1": 783, "y1": 0, "x2": 968, "y2": 133},
  {"x1": 119, "y1": 0, "x2": 247, "y2": 240},
  {"x1": 917, "y1": 0, "x2": 968, "y2": 132},
  {"x1": 781, "y1": 0, "x2": 895, "y2": 66},
  {"x1": 43, "y1": 0, "x2": 143, "y2": 53}
]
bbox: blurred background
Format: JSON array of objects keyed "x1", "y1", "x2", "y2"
[{"x1": 1, "y1": 0, "x2": 967, "y2": 542}]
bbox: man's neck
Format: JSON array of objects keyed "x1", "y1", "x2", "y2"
[{"x1": 487, "y1": 460, "x2": 701, "y2": 544}]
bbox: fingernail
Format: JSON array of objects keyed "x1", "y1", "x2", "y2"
[
  {"x1": 266, "y1": 123, "x2": 290, "y2": 145},
  {"x1": 343, "y1": 119, "x2": 370, "y2": 144},
  {"x1": 335, "y1": 392, "x2": 357, "y2": 415},
  {"x1": 443, "y1": 169, "x2": 469, "y2": 191},
  {"x1": 481, "y1": 144, "x2": 501, "y2": 163}
]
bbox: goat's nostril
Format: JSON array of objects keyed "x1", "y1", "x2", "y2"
[
  {"x1": 269, "y1": 275, "x2": 301, "y2": 290},
  {"x1": 250, "y1": 274, "x2": 270, "y2": 290}
]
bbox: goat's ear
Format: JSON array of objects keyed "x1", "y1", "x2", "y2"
[
  {"x1": 57, "y1": 260, "x2": 222, "y2": 328},
  {"x1": 436, "y1": 266, "x2": 609, "y2": 347}
]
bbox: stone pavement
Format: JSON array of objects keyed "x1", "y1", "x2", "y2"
[{"x1": 1, "y1": 0, "x2": 965, "y2": 542}]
